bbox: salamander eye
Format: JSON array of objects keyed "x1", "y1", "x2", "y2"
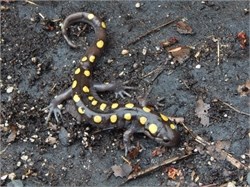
[{"x1": 163, "y1": 136, "x2": 170, "y2": 143}]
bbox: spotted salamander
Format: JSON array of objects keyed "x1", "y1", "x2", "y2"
[{"x1": 46, "y1": 12, "x2": 180, "y2": 155}]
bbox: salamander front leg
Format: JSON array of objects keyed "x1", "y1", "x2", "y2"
[
  {"x1": 137, "y1": 95, "x2": 165, "y2": 110},
  {"x1": 93, "y1": 81, "x2": 136, "y2": 99},
  {"x1": 44, "y1": 87, "x2": 73, "y2": 124}
]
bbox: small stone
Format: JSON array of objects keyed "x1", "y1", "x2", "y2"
[
  {"x1": 21, "y1": 155, "x2": 28, "y2": 161},
  {"x1": 31, "y1": 57, "x2": 37, "y2": 63},
  {"x1": 17, "y1": 161, "x2": 21, "y2": 167},
  {"x1": 1, "y1": 174, "x2": 8, "y2": 180},
  {"x1": 7, "y1": 75, "x2": 12, "y2": 80},
  {"x1": 195, "y1": 64, "x2": 201, "y2": 69},
  {"x1": 135, "y1": 2, "x2": 141, "y2": 8},
  {"x1": 224, "y1": 114, "x2": 228, "y2": 118},
  {"x1": 121, "y1": 49, "x2": 129, "y2": 55},
  {"x1": 142, "y1": 47, "x2": 147, "y2": 55},
  {"x1": 8, "y1": 172, "x2": 16, "y2": 180},
  {"x1": 6, "y1": 86, "x2": 14, "y2": 93},
  {"x1": 241, "y1": 154, "x2": 246, "y2": 159}
]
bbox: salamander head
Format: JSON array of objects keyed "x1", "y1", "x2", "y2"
[{"x1": 144, "y1": 115, "x2": 180, "y2": 147}]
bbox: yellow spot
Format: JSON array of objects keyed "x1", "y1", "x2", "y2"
[
  {"x1": 82, "y1": 86, "x2": 90, "y2": 93},
  {"x1": 88, "y1": 96, "x2": 94, "y2": 101},
  {"x1": 111, "y1": 103, "x2": 119, "y2": 109},
  {"x1": 89, "y1": 55, "x2": 96, "y2": 63},
  {"x1": 83, "y1": 70, "x2": 91, "y2": 77},
  {"x1": 149, "y1": 124, "x2": 158, "y2": 134},
  {"x1": 101, "y1": 22, "x2": 106, "y2": 29},
  {"x1": 125, "y1": 103, "x2": 134, "y2": 108},
  {"x1": 72, "y1": 80, "x2": 77, "y2": 88},
  {"x1": 170, "y1": 123, "x2": 176, "y2": 130},
  {"x1": 124, "y1": 113, "x2": 132, "y2": 120},
  {"x1": 91, "y1": 100, "x2": 98, "y2": 106},
  {"x1": 73, "y1": 94, "x2": 80, "y2": 103},
  {"x1": 139, "y1": 116, "x2": 147, "y2": 125},
  {"x1": 96, "y1": 40, "x2": 104, "y2": 49},
  {"x1": 100, "y1": 103, "x2": 107, "y2": 111},
  {"x1": 87, "y1": 13, "x2": 95, "y2": 20},
  {"x1": 93, "y1": 115, "x2": 102, "y2": 123},
  {"x1": 143, "y1": 106, "x2": 151, "y2": 113},
  {"x1": 160, "y1": 113, "x2": 169, "y2": 122},
  {"x1": 78, "y1": 107, "x2": 85, "y2": 114},
  {"x1": 81, "y1": 56, "x2": 88, "y2": 62},
  {"x1": 110, "y1": 114, "x2": 117, "y2": 123},
  {"x1": 75, "y1": 68, "x2": 81, "y2": 74}
]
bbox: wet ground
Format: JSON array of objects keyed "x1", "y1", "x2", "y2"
[{"x1": 1, "y1": 1, "x2": 249, "y2": 187}]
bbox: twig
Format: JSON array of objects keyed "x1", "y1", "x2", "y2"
[
  {"x1": 127, "y1": 18, "x2": 178, "y2": 46},
  {"x1": 120, "y1": 154, "x2": 191, "y2": 185},
  {"x1": 217, "y1": 39, "x2": 220, "y2": 65},
  {"x1": 180, "y1": 122, "x2": 248, "y2": 170},
  {"x1": 25, "y1": 0, "x2": 39, "y2": 6},
  {"x1": 218, "y1": 100, "x2": 250, "y2": 117}
]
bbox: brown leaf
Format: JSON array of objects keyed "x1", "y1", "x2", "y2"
[
  {"x1": 152, "y1": 146, "x2": 166, "y2": 157},
  {"x1": 195, "y1": 98, "x2": 210, "y2": 126},
  {"x1": 167, "y1": 167, "x2": 179, "y2": 180},
  {"x1": 176, "y1": 21, "x2": 193, "y2": 34},
  {"x1": 111, "y1": 164, "x2": 132, "y2": 178},
  {"x1": 168, "y1": 46, "x2": 191, "y2": 64},
  {"x1": 237, "y1": 31, "x2": 248, "y2": 49},
  {"x1": 237, "y1": 80, "x2": 250, "y2": 96},
  {"x1": 160, "y1": 37, "x2": 178, "y2": 48},
  {"x1": 127, "y1": 143, "x2": 141, "y2": 159}
]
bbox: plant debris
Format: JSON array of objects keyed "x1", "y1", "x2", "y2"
[
  {"x1": 151, "y1": 146, "x2": 166, "y2": 157},
  {"x1": 160, "y1": 37, "x2": 178, "y2": 48},
  {"x1": 167, "y1": 46, "x2": 191, "y2": 64},
  {"x1": 111, "y1": 164, "x2": 132, "y2": 178},
  {"x1": 195, "y1": 98, "x2": 210, "y2": 126},
  {"x1": 237, "y1": 31, "x2": 249, "y2": 49},
  {"x1": 237, "y1": 80, "x2": 250, "y2": 96},
  {"x1": 176, "y1": 21, "x2": 193, "y2": 35}
]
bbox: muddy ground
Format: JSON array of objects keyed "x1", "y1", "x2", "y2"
[{"x1": 1, "y1": 1, "x2": 249, "y2": 187}]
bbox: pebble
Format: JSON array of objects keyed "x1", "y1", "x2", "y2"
[
  {"x1": 21, "y1": 155, "x2": 28, "y2": 161},
  {"x1": 121, "y1": 49, "x2": 129, "y2": 55},
  {"x1": 8, "y1": 173, "x2": 16, "y2": 180},
  {"x1": 6, "y1": 86, "x2": 14, "y2": 93},
  {"x1": 195, "y1": 64, "x2": 201, "y2": 69},
  {"x1": 135, "y1": 2, "x2": 141, "y2": 8}
]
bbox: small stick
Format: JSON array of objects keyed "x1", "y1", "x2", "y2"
[
  {"x1": 218, "y1": 100, "x2": 250, "y2": 117},
  {"x1": 121, "y1": 154, "x2": 191, "y2": 185},
  {"x1": 180, "y1": 122, "x2": 248, "y2": 170},
  {"x1": 127, "y1": 18, "x2": 177, "y2": 46},
  {"x1": 217, "y1": 39, "x2": 220, "y2": 65}
]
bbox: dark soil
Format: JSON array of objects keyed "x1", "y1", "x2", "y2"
[{"x1": 1, "y1": 1, "x2": 249, "y2": 186}]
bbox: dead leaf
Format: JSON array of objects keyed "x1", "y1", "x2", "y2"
[
  {"x1": 160, "y1": 37, "x2": 178, "y2": 48},
  {"x1": 111, "y1": 164, "x2": 132, "y2": 178},
  {"x1": 237, "y1": 31, "x2": 248, "y2": 49},
  {"x1": 176, "y1": 21, "x2": 193, "y2": 34},
  {"x1": 168, "y1": 46, "x2": 191, "y2": 64},
  {"x1": 167, "y1": 167, "x2": 179, "y2": 180},
  {"x1": 45, "y1": 136, "x2": 57, "y2": 145},
  {"x1": 152, "y1": 146, "x2": 166, "y2": 157},
  {"x1": 237, "y1": 80, "x2": 250, "y2": 96},
  {"x1": 127, "y1": 142, "x2": 141, "y2": 159},
  {"x1": 6, "y1": 125, "x2": 17, "y2": 143},
  {"x1": 207, "y1": 140, "x2": 231, "y2": 161},
  {"x1": 195, "y1": 98, "x2": 210, "y2": 126}
]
